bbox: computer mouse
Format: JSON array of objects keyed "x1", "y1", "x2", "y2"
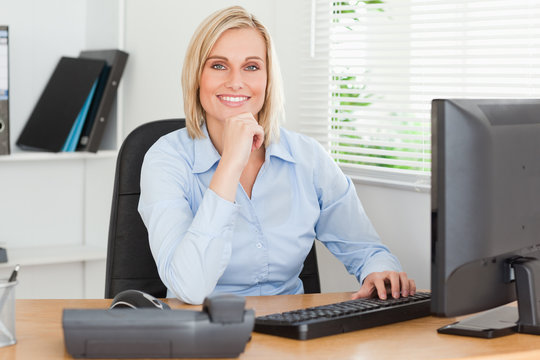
[{"x1": 109, "y1": 289, "x2": 171, "y2": 310}]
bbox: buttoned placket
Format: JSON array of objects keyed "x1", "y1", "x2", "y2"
[{"x1": 238, "y1": 162, "x2": 270, "y2": 286}]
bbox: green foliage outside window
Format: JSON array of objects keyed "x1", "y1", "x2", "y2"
[{"x1": 331, "y1": 1, "x2": 430, "y2": 172}]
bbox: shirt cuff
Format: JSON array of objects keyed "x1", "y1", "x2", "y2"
[
  {"x1": 190, "y1": 188, "x2": 240, "y2": 237},
  {"x1": 359, "y1": 252, "x2": 403, "y2": 284}
]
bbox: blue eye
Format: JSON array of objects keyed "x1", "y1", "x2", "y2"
[
  {"x1": 212, "y1": 64, "x2": 226, "y2": 70},
  {"x1": 246, "y1": 65, "x2": 259, "y2": 71}
]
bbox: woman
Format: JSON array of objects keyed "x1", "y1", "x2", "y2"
[{"x1": 138, "y1": 6, "x2": 415, "y2": 305}]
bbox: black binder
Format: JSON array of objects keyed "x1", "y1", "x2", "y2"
[
  {"x1": 16, "y1": 57, "x2": 106, "y2": 152},
  {"x1": 77, "y1": 49, "x2": 128, "y2": 152}
]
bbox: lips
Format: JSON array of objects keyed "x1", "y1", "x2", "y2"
[{"x1": 217, "y1": 94, "x2": 251, "y2": 107}]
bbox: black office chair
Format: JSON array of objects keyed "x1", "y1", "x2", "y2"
[{"x1": 105, "y1": 119, "x2": 321, "y2": 299}]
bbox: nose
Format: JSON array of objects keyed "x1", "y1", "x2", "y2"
[{"x1": 225, "y1": 68, "x2": 244, "y2": 90}]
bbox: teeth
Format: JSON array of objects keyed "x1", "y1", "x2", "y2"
[{"x1": 221, "y1": 96, "x2": 248, "y2": 102}]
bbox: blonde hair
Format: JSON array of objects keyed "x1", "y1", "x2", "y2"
[{"x1": 181, "y1": 6, "x2": 284, "y2": 146}]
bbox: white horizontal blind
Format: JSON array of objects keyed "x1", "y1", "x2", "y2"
[
  {"x1": 300, "y1": 0, "x2": 540, "y2": 191},
  {"x1": 299, "y1": 0, "x2": 332, "y2": 145}
]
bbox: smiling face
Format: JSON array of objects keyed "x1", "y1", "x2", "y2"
[{"x1": 199, "y1": 27, "x2": 268, "y2": 127}]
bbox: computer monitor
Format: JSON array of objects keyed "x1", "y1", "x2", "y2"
[{"x1": 430, "y1": 98, "x2": 540, "y2": 338}]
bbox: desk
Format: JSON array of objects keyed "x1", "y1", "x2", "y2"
[{"x1": 1, "y1": 292, "x2": 539, "y2": 360}]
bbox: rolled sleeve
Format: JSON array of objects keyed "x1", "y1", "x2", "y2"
[
  {"x1": 358, "y1": 251, "x2": 403, "y2": 284},
  {"x1": 312, "y1": 139, "x2": 403, "y2": 285},
  {"x1": 168, "y1": 189, "x2": 240, "y2": 304},
  {"x1": 189, "y1": 188, "x2": 239, "y2": 238}
]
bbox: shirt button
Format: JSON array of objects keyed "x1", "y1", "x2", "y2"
[{"x1": 256, "y1": 243, "x2": 262, "y2": 249}]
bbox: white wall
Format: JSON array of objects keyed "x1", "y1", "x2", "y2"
[
  {"x1": 121, "y1": 0, "x2": 432, "y2": 292},
  {"x1": 0, "y1": 0, "x2": 87, "y2": 152},
  {"x1": 0, "y1": 0, "x2": 118, "y2": 298}
]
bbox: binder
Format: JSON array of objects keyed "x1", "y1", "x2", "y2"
[
  {"x1": 16, "y1": 57, "x2": 106, "y2": 152},
  {"x1": 0, "y1": 25, "x2": 9, "y2": 155},
  {"x1": 61, "y1": 79, "x2": 98, "y2": 152},
  {"x1": 77, "y1": 49, "x2": 128, "y2": 152}
]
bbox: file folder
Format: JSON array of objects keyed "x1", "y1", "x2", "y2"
[
  {"x1": 0, "y1": 25, "x2": 9, "y2": 155},
  {"x1": 16, "y1": 57, "x2": 105, "y2": 152},
  {"x1": 77, "y1": 49, "x2": 128, "y2": 152}
]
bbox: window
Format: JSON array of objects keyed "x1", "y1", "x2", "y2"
[{"x1": 300, "y1": 0, "x2": 540, "y2": 191}]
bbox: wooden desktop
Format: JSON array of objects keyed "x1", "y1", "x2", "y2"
[{"x1": 1, "y1": 292, "x2": 539, "y2": 360}]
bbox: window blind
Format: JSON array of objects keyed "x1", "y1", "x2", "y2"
[{"x1": 299, "y1": 0, "x2": 540, "y2": 191}]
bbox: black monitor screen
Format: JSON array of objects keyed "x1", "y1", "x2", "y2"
[{"x1": 431, "y1": 99, "x2": 540, "y2": 338}]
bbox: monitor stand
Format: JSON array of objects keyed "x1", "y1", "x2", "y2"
[
  {"x1": 513, "y1": 257, "x2": 540, "y2": 335},
  {"x1": 438, "y1": 257, "x2": 540, "y2": 338},
  {"x1": 437, "y1": 306, "x2": 517, "y2": 338}
]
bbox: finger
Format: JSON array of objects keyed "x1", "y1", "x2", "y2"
[
  {"x1": 231, "y1": 112, "x2": 258, "y2": 123},
  {"x1": 352, "y1": 282, "x2": 375, "y2": 300},
  {"x1": 374, "y1": 277, "x2": 388, "y2": 300},
  {"x1": 409, "y1": 279, "x2": 416, "y2": 295},
  {"x1": 389, "y1": 272, "x2": 401, "y2": 299},
  {"x1": 228, "y1": 113, "x2": 264, "y2": 151},
  {"x1": 351, "y1": 289, "x2": 365, "y2": 300},
  {"x1": 399, "y1": 272, "x2": 410, "y2": 297},
  {"x1": 251, "y1": 125, "x2": 265, "y2": 151},
  {"x1": 224, "y1": 115, "x2": 263, "y2": 146}
]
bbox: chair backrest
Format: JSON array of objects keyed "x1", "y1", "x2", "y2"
[
  {"x1": 105, "y1": 119, "x2": 320, "y2": 298},
  {"x1": 301, "y1": 242, "x2": 321, "y2": 294},
  {"x1": 105, "y1": 119, "x2": 184, "y2": 298}
]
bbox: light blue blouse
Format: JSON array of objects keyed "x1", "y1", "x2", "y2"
[{"x1": 138, "y1": 125, "x2": 402, "y2": 304}]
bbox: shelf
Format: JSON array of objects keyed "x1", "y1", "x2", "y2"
[
  {"x1": 0, "y1": 245, "x2": 107, "y2": 269},
  {"x1": 0, "y1": 150, "x2": 118, "y2": 163}
]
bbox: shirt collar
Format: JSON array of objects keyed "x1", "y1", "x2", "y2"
[
  {"x1": 265, "y1": 134, "x2": 296, "y2": 164},
  {"x1": 192, "y1": 125, "x2": 296, "y2": 174},
  {"x1": 192, "y1": 124, "x2": 221, "y2": 174}
]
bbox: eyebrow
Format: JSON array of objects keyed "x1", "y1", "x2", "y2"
[{"x1": 206, "y1": 55, "x2": 265, "y2": 62}]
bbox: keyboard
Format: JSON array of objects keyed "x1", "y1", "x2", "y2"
[{"x1": 254, "y1": 291, "x2": 431, "y2": 340}]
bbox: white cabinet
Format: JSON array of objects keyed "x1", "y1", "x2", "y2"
[{"x1": 0, "y1": 0, "x2": 122, "y2": 298}]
